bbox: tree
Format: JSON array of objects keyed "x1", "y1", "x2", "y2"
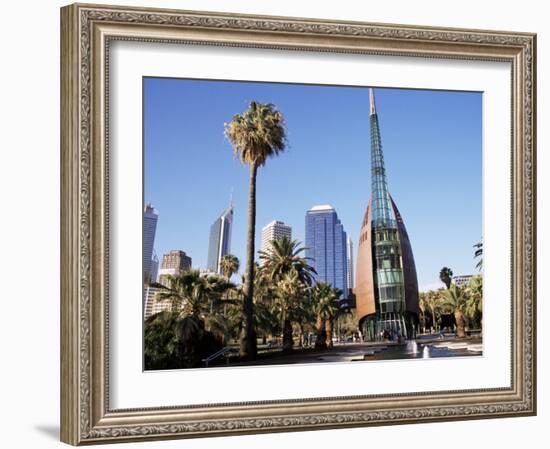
[
  {"x1": 441, "y1": 284, "x2": 469, "y2": 338},
  {"x1": 311, "y1": 283, "x2": 340, "y2": 349},
  {"x1": 225, "y1": 101, "x2": 287, "y2": 359},
  {"x1": 324, "y1": 287, "x2": 342, "y2": 349},
  {"x1": 259, "y1": 236, "x2": 316, "y2": 286},
  {"x1": 465, "y1": 275, "x2": 483, "y2": 329},
  {"x1": 146, "y1": 270, "x2": 235, "y2": 369},
  {"x1": 220, "y1": 254, "x2": 240, "y2": 281},
  {"x1": 418, "y1": 292, "x2": 427, "y2": 332},
  {"x1": 153, "y1": 269, "x2": 233, "y2": 318},
  {"x1": 474, "y1": 241, "x2": 483, "y2": 271},
  {"x1": 439, "y1": 266, "x2": 454, "y2": 289},
  {"x1": 260, "y1": 237, "x2": 316, "y2": 351},
  {"x1": 424, "y1": 290, "x2": 442, "y2": 332},
  {"x1": 144, "y1": 311, "x2": 181, "y2": 370},
  {"x1": 275, "y1": 270, "x2": 308, "y2": 352}
]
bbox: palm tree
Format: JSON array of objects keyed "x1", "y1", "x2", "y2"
[
  {"x1": 153, "y1": 270, "x2": 233, "y2": 318},
  {"x1": 259, "y1": 236, "x2": 316, "y2": 286},
  {"x1": 465, "y1": 275, "x2": 483, "y2": 329},
  {"x1": 220, "y1": 254, "x2": 240, "y2": 281},
  {"x1": 275, "y1": 270, "x2": 308, "y2": 352},
  {"x1": 311, "y1": 283, "x2": 340, "y2": 349},
  {"x1": 225, "y1": 101, "x2": 287, "y2": 359},
  {"x1": 474, "y1": 241, "x2": 483, "y2": 271},
  {"x1": 325, "y1": 287, "x2": 342, "y2": 349},
  {"x1": 441, "y1": 284, "x2": 469, "y2": 337},
  {"x1": 439, "y1": 266, "x2": 454, "y2": 289},
  {"x1": 418, "y1": 292, "x2": 427, "y2": 333},
  {"x1": 424, "y1": 290, "x2": 441, "y2": 333}
]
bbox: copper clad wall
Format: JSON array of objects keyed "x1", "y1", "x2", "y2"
[
  {"x1": 391, "y1": 198, "x2": 419, "y2": 315},
  {"x1": 355, "y1": 197, "x2": 419, "y2": 324},
  {"x1": 355, "y1": 199, "x2": 376, "y2": 323}
]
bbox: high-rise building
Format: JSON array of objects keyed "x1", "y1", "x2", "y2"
[
  {"x1": 356, "y1": 88, "x2": 419, "y2": 340},
  {"x1": 261, "y1": 220, "x2": 292, "y2": 261},
  {"x1": 305, "y1": 205, "x2": 348, "y2": 297},
  {"x1": 150, "y1": 251, "x2": 159, "y2": 284},
  {"x1": 207, "y1": 201, "x2": 233, "y2": 274},
  {"x1": 143, "y1": 203, "x2": 158, "y2": 283},
  {"x1": 159, "y1": 250, "x2": 192, "y2": 287},
  {"x1": 143, "y1": 285, "x2": 159, "y2": 320},
  {"x1": 453, "y1": 274, "x2": 473, "y2": 288},
  {"x1": 346, "y1": 236, "x2": 354, "y2": 291}
]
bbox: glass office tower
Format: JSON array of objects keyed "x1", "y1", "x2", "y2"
[
  {"x1": 305, "y1": 205, "x2": 348, "y2": 298},
  {"x1": 356, "y1": 89, "x2": 419, "y2": 340},
  {"x1": 207, "y1": 202, "x2": 233, "y2": 274}
]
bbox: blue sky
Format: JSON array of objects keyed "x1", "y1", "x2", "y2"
[{"x1": 144, "y1": 78, "x2": 482, "y2": 290}]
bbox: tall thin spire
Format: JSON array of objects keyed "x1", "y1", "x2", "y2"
[
  {"x1": 369, "y1": 88, "x2": 377, "y2": 116},
  {"x1": 229, "y1": 187, "x2": 234, "y2": 209}
]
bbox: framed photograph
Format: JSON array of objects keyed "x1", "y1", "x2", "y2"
[{"x1": 60, "y1": 3, "x2": 536, "y2": 445}]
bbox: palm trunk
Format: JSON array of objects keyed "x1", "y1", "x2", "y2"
[
  {"x1": 455, "y1": 310, "x2": 466, "y2": 338},
  {"x1": 239, "y1": 162, "x2": 258, "y2": 359},
  {"x1": 315, "y1": 316, "x2": 327, "y2": 349},
  {"x1": 298, "y1": 323, "x2": 305, "y2": 348},
  {"x1": 431, "y1": 309, "x2": 437, "y2": 333},
  {"x1": 282, "y1": 318, "x2": 293, "y2": 353},
  {"x1": 326, "y1": 318, "x2": 334, "y2": 349}
]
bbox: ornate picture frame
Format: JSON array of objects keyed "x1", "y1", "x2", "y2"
[{"x1": 60, "y1": 3, "x2": 536, "y2": 445}]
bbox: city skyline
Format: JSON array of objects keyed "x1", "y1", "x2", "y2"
[{"x1": 144, "y1": 78, "x2": 482, "y2": 290}]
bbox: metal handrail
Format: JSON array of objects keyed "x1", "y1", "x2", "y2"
[{"x1": 202, "y1": 346, "x2": 234, "y2": 367}]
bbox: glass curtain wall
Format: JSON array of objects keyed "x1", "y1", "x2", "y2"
[{"x1": 369, "y1": 89, "x2": 408, "y2": 339}]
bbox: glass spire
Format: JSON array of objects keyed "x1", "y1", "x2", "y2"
[{"x1": 369, "y1": 88, "x2": 407, "y2": 336}]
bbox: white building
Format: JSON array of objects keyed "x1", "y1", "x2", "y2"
[
  {"x1": 453, "y1": 274, "x2": 474, "y2": 288},
  {"x1": 261, "y1": 220, "x2": 292, "y2": 261}
]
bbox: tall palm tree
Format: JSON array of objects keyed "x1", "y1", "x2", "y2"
[
  {"x1": 225, "y1": 101, "x2": 287, "y2": 359},
  {"x1": 441, "y1": 284, "x2": 469, "y2": 337},
  {"x1": 474, "y1": 241, "x2": 483, "y2": 271},
  {"x1": 220, "y1": 254, "x2": 240, "y2": 281},
  {"x1": 439, "y1": 266, "x2": 454, "y2": 289}
]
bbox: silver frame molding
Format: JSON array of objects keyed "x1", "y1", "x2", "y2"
[{"x1": 60, "y1": 3, "x2": 536, "y2": 445}]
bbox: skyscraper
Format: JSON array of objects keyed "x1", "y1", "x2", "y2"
[
  {"x1": 150, "y1": 251, "x2": 159, "y2": 284},
  {"x1": 261, "y1": 220, "x2": 292, "y2": 260},
  {"x1": 143, "y1": 203, "x2": 158, "y2": 283},
  {"x1": 305, "y1": 205, "x2": 348, "y2": 297},
  {"x1": 356, "y1": 89, "x2": 419, "y2": 340},
  {"x1": 159, "y1": 250, "x2": 192, "y2": 287},
  {"x1": 346, "y1": 236, "x2": 354, "y2": 291},
  {"x1": 207, "y1": 201, "x2": 234, "y2": 274}
]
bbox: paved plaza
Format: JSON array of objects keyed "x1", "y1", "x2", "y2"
[{"x1": 221, "y1": 336, "x2": 482, "y2": 367}]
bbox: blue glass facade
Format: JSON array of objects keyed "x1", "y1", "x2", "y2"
[{"x1": 305, "y1": 206, "x2": 348, "y2": 297}]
